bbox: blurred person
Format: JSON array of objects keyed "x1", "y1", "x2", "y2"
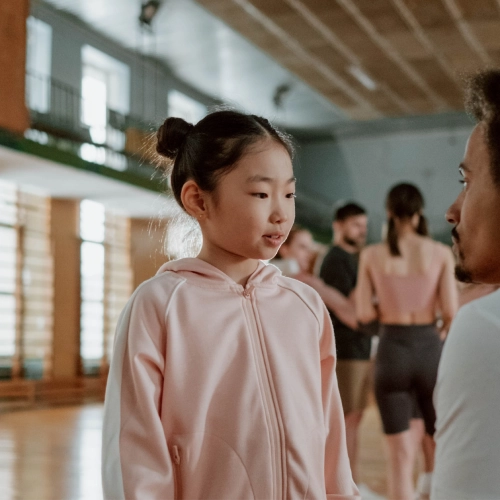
[
  {"x1": 276, "y1": 226, "x2": 365, "y2": 338},
  {"x1": 356, "y1": 184, "x2": 458, "y2": 500},
  {"x1": 101, "y1": 110, "x2": 359, "y2": 499},
  {"x1": 317, "y1": 203, "x2": 376, "y2": 493},
  {"x1": 276, "y1": 221, "x2": 385, "y2": 500},
  {"x1": 432, "y1": 70, "x2": 500, "y2": 500},
  {"x1": 273, "y1": 225, "x2": 314, "y2": 275}
]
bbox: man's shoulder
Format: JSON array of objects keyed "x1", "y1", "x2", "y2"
[
  {"x1": 445, "y1": 289, "x2": 500, "y2": 354},
  {"x1": 457, "y1": 288, "x2": 500, "y2": 329}
]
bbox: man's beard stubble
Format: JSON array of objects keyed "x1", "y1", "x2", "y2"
[
  {"x1": 455, "y1": 265, "x2": 474, "y2": 283},
  {"x1": 343, "y1": 235, "x2": 364, "y2": 250},
  {"x1": 451, "y1": 226, "x2": 474, "y2": 283}
]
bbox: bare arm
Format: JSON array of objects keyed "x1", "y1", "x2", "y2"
[
  {"x1": 355, "y1": 248, "x2": 378, "y2": 324},
  {"x1": 296, "y1": 272, "x2": 358, "y2": 330},
  {"x1": 437, "y1": 246, "x2": 459, "y2": 337}
]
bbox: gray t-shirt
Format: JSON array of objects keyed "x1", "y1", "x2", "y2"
[{"x1": 433, "y1": 289, "x2": 500, "y2": 500}]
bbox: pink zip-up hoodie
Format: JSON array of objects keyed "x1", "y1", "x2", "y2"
[{"x1": 102, "y1": 258, "x2": 360, "y2": 500}]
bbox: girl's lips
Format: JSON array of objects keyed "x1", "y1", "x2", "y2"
[{"x1": 263, "y1": 234, "x2": 284, "y2": 247}]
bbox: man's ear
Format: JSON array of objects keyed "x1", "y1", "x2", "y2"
[{"x1": 181, "y1": 180, "x2": 207, "y2": 219}]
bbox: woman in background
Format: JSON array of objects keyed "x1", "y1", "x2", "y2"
[{"x1": 356, "y1": 183, "x2": 458, "y2": 500}]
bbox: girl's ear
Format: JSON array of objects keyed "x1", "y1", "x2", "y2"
[{"x1": 181, "y1": 180, "x2": 207, "y2": 219}]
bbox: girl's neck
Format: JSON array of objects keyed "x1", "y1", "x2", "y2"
[{"x1": 197, "y1": 244, "x2": 260, "y2": 286}]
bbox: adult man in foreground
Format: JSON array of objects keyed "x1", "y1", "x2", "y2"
[{"x1": 432, "y1": 70, "x2": 500, "y2": 499}]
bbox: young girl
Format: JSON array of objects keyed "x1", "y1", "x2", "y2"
[
  {"x1": 101, "y1": 110, "x2": 359, "y2": 500},
  {"x1": 356, "y1": 183, "x2": 458, "y2": 500}
]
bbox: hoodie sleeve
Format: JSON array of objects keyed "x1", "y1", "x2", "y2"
[
  {"x1": 101, "y1": 284, "x2": 176, "y2": 500},
  {"x1": 319, "y1": 303, "x2": 361, "y2": 500}
]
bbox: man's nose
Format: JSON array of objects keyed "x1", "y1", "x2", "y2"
[{"x1": 446, "y1": 192, "x2": 463, "y2": 225}]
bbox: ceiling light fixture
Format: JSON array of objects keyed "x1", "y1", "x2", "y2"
[
  {"x1": 139, "y1": 1, "x2": 162, "y2": 26},
  {"x1": 273, "y1": 83, "x2": 293, "y2": 109},
  {"x1": 348, "y1": 66, "x2": 378, "y2": 91}
]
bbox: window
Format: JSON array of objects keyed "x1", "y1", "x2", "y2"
[
  {"x1": 80, "y1": 200, "x2": 105, "y2": 371},
  {"x1": 0, "y1": 182, "x2": 17, "y2": 363},
  {"x1": 26, "y1": 17, "x2": 52, "y2": 113},
  {"x1": 103, "y1": 213, "x2": 132, "y2": 364},
  {"x1": 0, "y1": 181, "x2": 53, "y2": 379},
  {"x1": 168, "y1": 89, "x2": 206, "y2": 123},
  {"x1": 19, "y1": 190, "x2": 54, "y2": 379},
  {"x1": 80, "y1": 201, "x2": 132, "y2": 375},
  {"x1": 81, "y1": 45, "x2": 130, "y2": 148},
  {"x1": 82, "y1": 67, "x2": 108, "y2": 145}
]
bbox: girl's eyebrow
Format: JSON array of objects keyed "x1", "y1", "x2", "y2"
[{"x1": 246, "y1": 175, "x2": 297, "y2": 184}]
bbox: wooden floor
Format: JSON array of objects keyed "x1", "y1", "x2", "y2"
[{"x1": 0, "y1": 403, "x2": 389, "y2": 500}]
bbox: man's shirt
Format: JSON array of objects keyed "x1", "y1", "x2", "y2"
[
  {"x1": 319, "y1": 245, "x2": 371, "y2": 360},
  {"x1": 433, "y1": 288, "x2": 500, "y2": 500}
]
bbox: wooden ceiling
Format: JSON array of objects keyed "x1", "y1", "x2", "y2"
[{"x1": 196, "y1": 0, "x2": 500, "y2": 119}]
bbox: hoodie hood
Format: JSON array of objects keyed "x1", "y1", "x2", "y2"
[{"x1": 156, "y1": 257, "x2": 281, "y2": 289}]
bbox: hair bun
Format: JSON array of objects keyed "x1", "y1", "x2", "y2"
[{"x1": 156, "y1": 117, "x2": 194, "y2": 160}]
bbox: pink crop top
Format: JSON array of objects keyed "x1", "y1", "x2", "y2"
[{"x1": 369, "y1": 255, "x2": 442, "y2": 318}]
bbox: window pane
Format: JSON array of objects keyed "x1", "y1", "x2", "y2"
[
  {"x1": 81, "y1": 301, "x2": 104, "y2": 360},
  {"x1": 82, "y1": 73, "x2": 107, "y2": 144},
  {"x1": 0, "y1": 227, "x2": 17, "y2": 294},
  {"x1": 80, "y1": 200, "x2": 105, "y2": 243},
  {"x1": 168, "y1": 90, "x2": 206, "y2": 123},
  {"x1": 26, "y1": 17, "x2": 52, "y2": 113}
]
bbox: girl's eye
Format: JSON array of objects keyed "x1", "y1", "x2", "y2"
[
  {"x1": 286, "y1": 193, "x2": 296, "y2": 199},
  {"x1": 252, "y1": 193, "x2": 268, "y2": 199}
]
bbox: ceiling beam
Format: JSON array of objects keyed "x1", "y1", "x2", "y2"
[
  {"x1": 335, "y1": 0, "x2": 450, "y2": 111},
  {"x1": 231, "y1": 0, "x2": 383, "y2": 118},
  {"x1": 283, "y1": 0, "x2": 413, "y2": 114},
  {"x1": 391, "y1": 0, "x2": 462, "y2": 92},
  {"x1": 441, "y1": 0, "x2": 493, "y2": 66}
]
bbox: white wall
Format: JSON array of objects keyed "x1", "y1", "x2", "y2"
[{"x1": 295, "y1": 117, "x2": 473, "y2": 243}]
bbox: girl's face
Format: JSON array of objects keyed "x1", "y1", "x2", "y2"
[
  {"x1": 280, "y1": 231, "x2": 314, "y2": 272},
  {"x1": 201, "y1": 141, "x2": 296, "y2": 262}
]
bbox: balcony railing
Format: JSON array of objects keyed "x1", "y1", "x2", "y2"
[{"x1": 25, "y1": 72, "x2": 159, "y2": 178}]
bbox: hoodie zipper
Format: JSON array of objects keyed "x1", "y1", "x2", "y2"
[
  {"x1": 242, "y1": 286, "x2": 285, "y2": 499},
  {"x1": 171, "y1": 445, "x2": 182, "y2": 500}
]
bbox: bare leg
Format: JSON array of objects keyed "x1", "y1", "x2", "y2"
[
  {"x1": 421, "y1": 433, "x2": 435, "y2": 473},
  {"x1": 410, "y1": 420, "x2": 435, "y2": 499},
  {"x1": 386, "y1": 430, "x2": 416, "y2": 500},
  {"x1": 413, "y1": 434, "x2": 436, "y2": 499},
  {"x1": 409, "y1": 418, "x2": 425, "y2": 461},
  {"x1": 344, "y1": 411, "x2": 363, "y2": 483}
]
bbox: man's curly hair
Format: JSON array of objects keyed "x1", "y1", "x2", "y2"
[{"x1": 465, "y1": 70, "x2": 500, "y2": 186}]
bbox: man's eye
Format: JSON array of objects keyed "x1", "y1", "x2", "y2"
[
  {"x1": 252, "y1": 193, "x2": 268, "y2": 199},
  {"x1": 286, "y1": 193, "x2": 296, "y2": 199},
  {"x1": 459, "y1": 180, "x2": 468, "y2": 190}
]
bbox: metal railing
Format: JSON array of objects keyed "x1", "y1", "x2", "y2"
[{"x1": 24, "y1": 72, "x2": 158, "y2": 177}]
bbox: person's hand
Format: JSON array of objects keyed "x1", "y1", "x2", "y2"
[{"x1": 294, "y1": 272, "x2": 323, "y2": 291}]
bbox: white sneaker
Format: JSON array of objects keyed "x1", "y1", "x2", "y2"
[
  {"x1": 357, "y1": 483, "x2": 387, "y2": 500},
  {"x1": 414, "y1": 472, "x2": 432, "y2": 500}
]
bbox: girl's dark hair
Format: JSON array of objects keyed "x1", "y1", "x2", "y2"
[
  {"x1": 156, "y1": 110, "x2": 294, "y2": 210},
  {"x1": 386, "y1": 183, "x2": 428, "y2": 256}
]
